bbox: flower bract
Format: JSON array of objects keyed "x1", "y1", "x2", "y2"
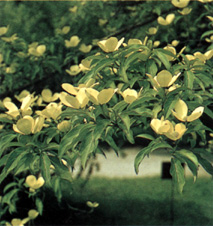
[
  {"x1": 172, "y1": 99, "x2": 204, "y2": 122},
  {"x1": 25, "y1": 175, "x2": 45, "y2": 192},
  {"x1": 98, "y1": 37, "x2": 124, "y2": 53},
  {"x1": 157, "y1": 14, "x2": 175, "y2": 26}
]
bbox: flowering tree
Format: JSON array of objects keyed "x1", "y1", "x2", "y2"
[{"x1": 0, "y1": 0, "x2": 212, "y2": 225}]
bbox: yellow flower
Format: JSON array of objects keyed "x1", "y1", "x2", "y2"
[
  {"x1": 28, "y1": 209, "x2": 39, "y2": 220},
  {"x1": 86, "y1": 201, "x2": 99, "y2": 208},
  {"x1": 164, "y1": 123, "x2": 187, "y2": 141},
  {"x1": 66, "y1": 65, "x2": 81, "y2": 76},
  {"x1": 153, "y1": 41, "x2": 160, "y2": 48},
  {"x1": 61, "y1": 26, "x2": 70, "y2": 34},
  {"x1": 98, "y1": 37, "x2": 124, "y2": 53},
  {"x1": 178, "y1": 7, "x2": 192, "y2": 15},
  {"x1": 85, "y1": 88, "x2": 117, "y2": 105},
  {"x1": 150, "y1": 118, "x2": 187, "y2": 141},
  {"x1": 197, "y1": 0, "x2": 212, "y2": 3},
  {"x1": 60, "y1": 81, "x2": 99, "y2": 108},
  {"x1": 171, "y1": 0, "x2": 190, "y2": 8},
  {"x1": 172, "y1": 99, "x2": 204, "y2": 122},
  {"x1": 28, "y1": 44, "x2": 46, "y2": 57},
  {"x1": 11, "y1": 218, "x2": 25, "y2": 226},
  {"x1": 57, "y1": 120, "x2": 71, "y2": 132},
  {"x1": 13, "y1": 115, "x2": 44, "y2": 135},
  {"x1": 79, "y1": 43, "x2": 92, "y2": 53},
  {"x1": 171, "y1": 40, "x2": 179, "y2": 47},
  {"x1": 4, "y1": 95, "x2": 34, "y2": 119},
  {"x1": 155, "y1": 70, "x2": 180, "y2": 87},
  {"x1": 1, "y1": 34, "x2": 18, "y2": 42},
  {"x1": 121, "y1": 88, "x2": 140, "y2": 104},
  {"x1": 147, "y1": 70, "x2": 180, "y2": 89},
  {"x1": 98, "y1": 19, "x2": 108, "y2": 26},
  {"x1": 69, "y1": 6, "x2": 78, "y2": 13},
  {"x1": 147, "y1": 27, "x2": 158, "y2": 35},
  {"x1": 79, "y1": 58, "x2": 92, "y2": 71},
  {"x1": 0, "y1": 26, "x2": 9, "y2": 36},
  {"x1": 157, "y1": 14, "x2": 175, "y2": 26},
  {"x1": 39, "y1": 102, "x2": 62, "y2": 120},
  {"x1": 0, "y1": 97, "x2": 11, "y2": 108},
  {"x1": 150, "y1": 117, "x2": 172, "y2": 135},
  {"x1": 65, "y1": 35, "x2": 80, "y2": 48},
  {"x1": 15, "y1": 90, "x2": 30, "y2": 102},
  {"x1": 41, "y1": 89, "x2": 59, "y2": 102},
  {"x1": 206, "y1": 16, "x2": 213, "y2": 22},
  {"x1": 205, "y1": 35, "x2": 213, "y2": 43},
  {"x1": 25, "y1": 175, "x2": 45, "y2": 192},
  {"x1": 127, "y1": 39, "x2": 142, "y2": 45},
  {"x1": 163, "y1": 46, "x2": 176, "y2": 61},
  {"x1": 194, "y1": 50, "x2": 213, "y2": 62}
]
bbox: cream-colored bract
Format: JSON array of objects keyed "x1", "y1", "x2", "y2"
[
  {"x1": 150, "y1": 117, "x2": 187, "y2": 141},
  {"x1": 41, "y1": 89, "x2": 59, "y2": 103},
  {"x1": 157, "y1": 14, "x2": 175, "y2": 26},
  {"x1": 65, "y1": 35, "x2": 81, "y2": 48},
  {"x1": 85, "y1": 88, "x2": 117, "y2": 105},
  {"x1": 171, "y1": 0, "x2": 190, "y2": 8},
  {"x1": 98, "y1": 37, "x2": 124, "y2": 53},
  {"x1": 121, "y1": 88, "x2": 140, "y2": 104},
  {"x1": 172, "y1": 99, "x2": 204, "y2": 122},
  {"x1": 13, "y1": 115, "x2": 44, "y2": 135},
  {"x1": 147, "y1": 70, "x2": 181, "y2": 89},
  {"x1": 25, "y1": 175, "x2": 45, "y2": 191}
]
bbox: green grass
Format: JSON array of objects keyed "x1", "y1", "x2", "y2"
[{"x1": 38, "y1": 177, "x2": 213, "y2": 225}]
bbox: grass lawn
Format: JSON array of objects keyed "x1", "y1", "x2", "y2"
[{"x1": 37, "y1": 177, "x2": 213, "y2": 226}]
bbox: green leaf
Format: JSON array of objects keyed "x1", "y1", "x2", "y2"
[
  {"x1": 2, "y1": 189, "x2": 19, "y2": 205},
  {"x1": 59, "y1": 124, "x2": 94, "y2": 158},
  {"x1": 150, "y1": 142, "x2": 173, "y2": 152},
  {"x1": 184, "y1": 70, "x2": 194, "y2": 89},
  {"x1": 174, "y1": 149, "x2": 198, "y2": 180},
  {"x1": 196, "y1": 154, "x2": 213, "y2": 176},
  {"x1": 170, "y1": 158, "x2": 185, "y2": 193},
  {"x1": 14, "y1": 153, "x2": 35, "y2": 175},
  {"x1": 0, "y1": 134, "x2": 17, "y2": 155},
  {"x1": 127, "y1": 96, "x2": 157, "y2": 110},
  {"x1": 164, "y1": 95, "x2": 179, "y2": 119},
  {"x1": 157, "y1": 48, "x2": 177, "y2": 59},
  {"x1": 79, "y1": 58, "x2": 114, "y2": 84},
  {"x1": 51, "y1": 176, "x2": 62, "y2": 202},
  {"x1": 111, "y1": 100, "x2": 128, "y2": 113},
  {"x1": 154, "y1": 49, "x2": 171, "y2": 70},
  {"x1": 80, "y1": 120, "x2": 109, "y2": 168},
  {"x1": 136, "y1": 134, "x2": 155, "y2": 140},
  {"x1": 80, "y1": 133, "x2": 96, "y2": 168},
  {"x1": 146, "y1": 59, "x2": 158, "y2": 76},
  {"x1": 0, "y1": 148, "x2": 27, "y2": 183},
  {"x1": 201, "y1": 30, "x2": 213, "y2": 39},
  {"x1": 134, "y1": 146, "x2": 152, "y2": 174},
  {"x1": 119, "y1": 113, "x2": 131, "y2": 132},
  {"x1": 105, "y1": 135, "x2": 119, "y2": 155},
  {"x1": 118, "y1": 113, "x2": 135, "y2": 144},
  {"x1": 204, "y1": 107, "x2": 213, "y2": 119},
  {"x1": 3, "y1": 182, "x2": 18, "y2": 193},
  {"x1": 40, "y1": 153, "x2": 51, "y2": 186},
  {"x1": 36, "y1": 198, "x2": 43, "y2": 215},
  {"x1": 50, "y1": 157, "x2": 72, "y2": 183}
]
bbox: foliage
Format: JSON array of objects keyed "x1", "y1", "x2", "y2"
[{"x1": 0, "y1": 0, "x2": 213, "y2": 225}]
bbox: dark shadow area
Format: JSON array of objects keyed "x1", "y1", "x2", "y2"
[
  {"x1": 34, "y1": 196, "x2": 212, "y2": 226},
  {"x1": 33, "y1": 178, "x2": 212, "y2": 226}
]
